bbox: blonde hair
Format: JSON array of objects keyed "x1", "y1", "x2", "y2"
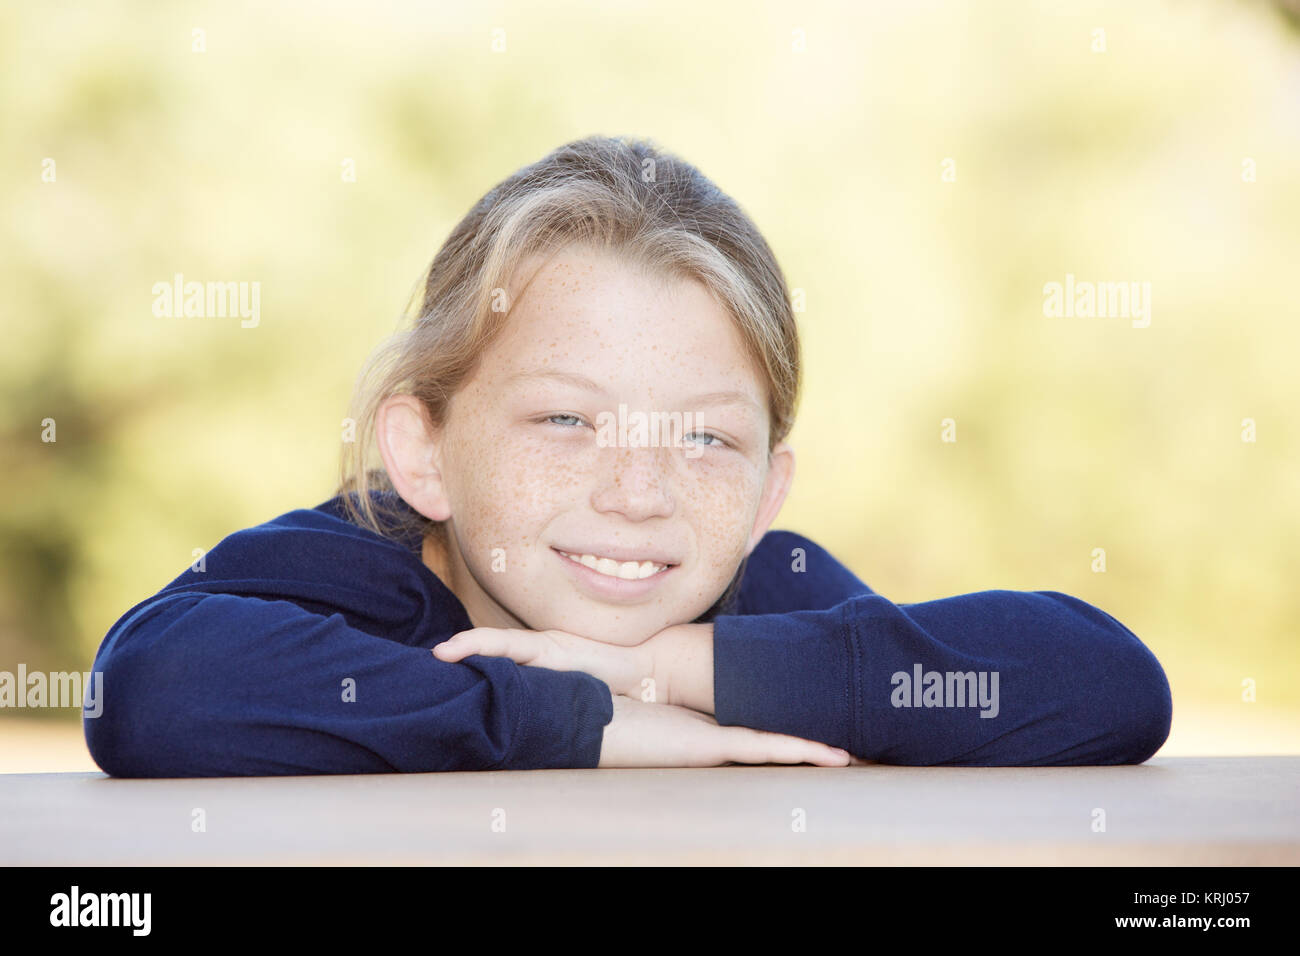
[{"x1": 337, "y1": 134, "x2": 801, "y2": 554}]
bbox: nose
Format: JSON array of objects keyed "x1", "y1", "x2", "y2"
[{"x1": 589, "y1": 443, "x2": 676, "y2": 521}]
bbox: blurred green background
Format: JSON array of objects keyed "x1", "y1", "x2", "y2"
[{"x1": 2, "y1": 0, "x2": 1297, "y2": 764}]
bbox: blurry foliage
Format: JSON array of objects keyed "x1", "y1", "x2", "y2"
[{"x1": 2, "y1": 1, "x2": 1297, "y2": 729}]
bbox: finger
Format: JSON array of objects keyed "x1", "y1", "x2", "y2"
[
  {"x1": 432, "y1": 629, "x2": 544, "y2": 665},
  {"x1": 723, "y1": 727, "x2": 851, "y2": 767},
  {"x1": 431, "y1": 634, "x2": 491, "y2": 662},
  {"x1": 431, "y1": 643, "x2": 472, "y2": 662}
]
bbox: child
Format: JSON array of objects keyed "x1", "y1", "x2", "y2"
[{"x1": 85, "y1": 135, "x2": 1171, "y2": 776}]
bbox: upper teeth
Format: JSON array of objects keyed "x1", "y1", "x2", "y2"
[{"x1": 559, "y1": 551, "x2": 669, "y2": 580}]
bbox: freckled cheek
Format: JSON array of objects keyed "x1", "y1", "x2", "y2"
[
  {"x1": 508, "y1": 441, "x2": 585, "y2": 501},
  {"x1": 443, "y1": 435, "x2": 512, "y2": 550},
  {"x1": 680, "y1": 466, "x2": 760, "y2": 574},
  {"x1": 463, "y1": 440, "x2": 583, "y2": 542}
]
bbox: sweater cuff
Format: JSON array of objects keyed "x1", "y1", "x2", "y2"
[
  {"x1": 504, "y1": 666, "x2": 615, "y2": 770},
  {"x1": 712, "y1": 603, "x2": 855, "y2": 751}
]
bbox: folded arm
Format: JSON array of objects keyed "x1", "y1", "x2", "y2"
[
  {"x1": 696, "y1": 530, "x2": 1171, "y2": 765},
  {"x1": 84, "y1": 591, "x2": 614, "y2": 777},
  {"x1": 709, "y1": 587, "x2": 1171, "y2": 765}
]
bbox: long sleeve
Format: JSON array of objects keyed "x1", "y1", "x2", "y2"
[
  {"x1": 84, "y1": 499, "x2": 615, "y2": 777},
  {"x1": 85, "y1": 591, "x2": 613, "y2": 776},
  {"x1": 733, "y1": 529, "x2": 877, "y2": 614},
  {"x1": 719, "y1": 535, "x2": 1171, "y2": 766}
]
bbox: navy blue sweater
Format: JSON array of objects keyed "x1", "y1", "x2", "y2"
[{"x1": 84, "y1": 493, "x2": 1171, "y2": 776}]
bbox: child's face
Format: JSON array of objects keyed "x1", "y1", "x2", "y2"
[{"x1": 390, "y1": 242, "x2": 794, "y2": 645}]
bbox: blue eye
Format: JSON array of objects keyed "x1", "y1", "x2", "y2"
[
  {"x1": 543, "y1": 414, "x2": 586, "y2": 427},
  {"x1": 537, "y1": 415, "x2": 731, "y2": 451},
  {"x1": 684, "y1": 431, "x2": 729, "y2": 450}
]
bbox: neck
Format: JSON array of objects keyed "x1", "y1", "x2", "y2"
[
  {"x1": 421, "y1": 528, "x2": 521, "y2": 630},
  {"x1": 421, "y1": 531, "x2": 453, "y2": 588}
]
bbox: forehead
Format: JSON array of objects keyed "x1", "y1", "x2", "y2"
[
  {"x1": 488, "y1": 245, "x2": 761, "y2": 387},
  {"x1": 513, "y1": 244, "x2": 705, "y2": 325}
]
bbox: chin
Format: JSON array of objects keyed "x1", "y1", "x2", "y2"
[{"x1": 548, "y1": 611, "x2": 673, "y2": 647}]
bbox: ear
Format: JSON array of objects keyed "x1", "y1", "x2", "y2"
[
  {"x1": 375, "y1": 394, "x2": 452, "y2": 522},
  {"x1": 744, "y1": 440, "x2": 795, "y2": 556}
]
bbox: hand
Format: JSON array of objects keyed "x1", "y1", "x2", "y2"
[
  {"x1": 598, "y1": 694, "x2": 853, "y2": 768},
  {"x1": 432, "y1": 626, "x2": 653, "y2": 700},
  {"x1": 433, "y1": 629, "x2": 867, "y2": 766},
  {"x1": 433, "y1": 622, "x2": 716, "y2": 711}
]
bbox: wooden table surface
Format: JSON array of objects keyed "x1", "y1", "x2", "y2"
[{"x1": 3, "y1": 756, "x2": 1296, "y2": 865}]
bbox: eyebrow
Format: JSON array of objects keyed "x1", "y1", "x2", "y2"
[{"x1": 504, "y1": 368, "x2": 763, "y2": 413}]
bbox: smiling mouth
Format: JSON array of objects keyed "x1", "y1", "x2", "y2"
[{"x1": 553, "y1": 549, "x2": 674, "y2": 581}]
